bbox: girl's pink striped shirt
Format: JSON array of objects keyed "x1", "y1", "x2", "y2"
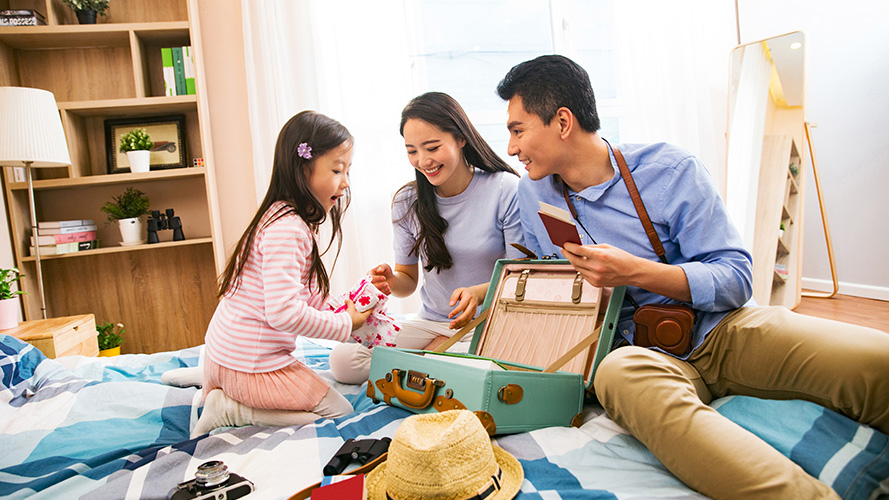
[{"x1": 204, "y1": 202, "x2": 350, "y2": 375}]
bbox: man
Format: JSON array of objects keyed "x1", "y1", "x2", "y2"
[{"x1": 496, "y1": 54, "x2": 888, "y2": 499}]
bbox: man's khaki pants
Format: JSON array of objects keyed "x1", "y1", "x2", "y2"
[{"x1": 594, "y1": 306, "x2": 889, "y2": 500}]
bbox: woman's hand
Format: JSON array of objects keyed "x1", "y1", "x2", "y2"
[
  {"x1": 367, "y1": 263, "x2": 393, "y2": 295},
  {"x1": 367, "y1": 263, "x2": 418, "y2": 298},
  {"x1": 447, "y1": 283, "x2": 488, "y2": 329},
  {"x1": 345, "y1": 299, "x2": 373, "y2": 331}
]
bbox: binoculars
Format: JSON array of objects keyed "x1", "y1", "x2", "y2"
[
  {"x1": 322, "y1": 437, "x2": 391, "y2": 476},
  {"x1": 147, "y1": 209, "x2": 185, "y2": 243}
]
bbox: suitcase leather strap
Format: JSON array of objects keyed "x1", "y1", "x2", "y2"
[
  {"x1": 542, "y1": 324, "x2": 601, "y2": 374},
  {"x1": 431, "y1": 308, "x2": 490, "y2": 354}
]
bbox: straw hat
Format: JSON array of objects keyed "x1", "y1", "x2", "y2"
[{"x1": 366, "y1": 410, "x2": 523, "y2": 500}]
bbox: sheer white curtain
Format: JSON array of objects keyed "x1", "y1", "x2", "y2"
[
  {"x1": 724, "y1": 42, "x2": 771, "y2": 250},
  {"x1": 612, "y1": 0, "x2": 736, "y2": 190},
  {"x1": 242, "y1": 0, "x2": 420, "y2": 314}
]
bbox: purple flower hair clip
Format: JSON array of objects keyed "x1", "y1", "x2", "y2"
[{"x1": 297, "y1": 142, "x2": 312, "y2": 160}]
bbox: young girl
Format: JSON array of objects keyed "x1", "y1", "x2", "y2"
[
  {"x1": 329, "y1": 92, "x2": 525, "y2": 384},
  {"x1": 192, "y1": 110, "x2": 371, "y2": 436}
]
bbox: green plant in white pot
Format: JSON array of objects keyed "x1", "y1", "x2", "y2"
[
  {"x1": 100, "y1": 187, "x2": 151, "y2": 246},
  {"x1": 62, "y1": 0, "x2": 110, "y2": 24},
  {"x1": 119, "y1": 128, "x2": 153, "y2": 173},
  {"x1": 0, "y1": 268, "x2": 27, "y2": 330}
]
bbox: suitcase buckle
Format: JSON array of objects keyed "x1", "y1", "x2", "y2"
[
  {"x1": 572, "y1": 273, "x2": 584, "y2": 304},
  {"x1": 514, "y1": 270, "x2": 530, "y2": 301},
  {"x1": 497, "y1": 384, "x2": 524, "y2": 404},
  {"x1": 406, "y1": 370, "x2": 444, "y2": 391}
]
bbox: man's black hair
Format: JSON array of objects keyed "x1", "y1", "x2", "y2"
[{"x1": 496, "y1": 54, "x2": 600, "y2": 132}]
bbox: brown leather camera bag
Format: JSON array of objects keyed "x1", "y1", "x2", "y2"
[{"x1": 633, "y1": 304, "x2": 695, "y2": 356}]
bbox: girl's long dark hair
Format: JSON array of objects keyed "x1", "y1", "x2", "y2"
[
  {"x1": 396, "y1": 92, "x2": 517, "y2": 273},
  {"x1": 219, "y1": 110, "x2": 353, "y2": 298}
]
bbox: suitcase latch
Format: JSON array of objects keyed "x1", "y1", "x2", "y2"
[
  {"x1": 572, "y1": 273, "x2": 584, "y2": 304},
  {"x1": 406, "y1": 370, "x2": 444, "y2": 391},
  {"x1": 497, "y1": 384, "x2": 524, "y2": 404},
  {"x1": 515, "y1": 270, "x2": 530, "y2": 301}
]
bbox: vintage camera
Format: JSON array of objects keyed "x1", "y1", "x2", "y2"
[
  {"x1": 323, "y1": 437, "x2": 391, "y2": 476},
  {"x1": 147, "y1": 208, "x2": 185, "y2": 243},
  {"x1": 169, "y1": 460, "x2": 254, "y2": 500}
]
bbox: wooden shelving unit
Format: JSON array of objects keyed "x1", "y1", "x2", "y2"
[
  {"x1": 751, "y1": 135, "x2": 804, "y2": 308},
  {"x1": 0, "y1": 0, "x2": 221, "y2": 354}
]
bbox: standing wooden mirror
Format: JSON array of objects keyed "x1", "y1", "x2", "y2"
[{"x1": 725, "y1": 31, "x2": 808, "y2": 308}]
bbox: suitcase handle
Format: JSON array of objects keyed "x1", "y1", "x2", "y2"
[{"x1": 385, "y1": 369, "x2": 444, "y2": 410}]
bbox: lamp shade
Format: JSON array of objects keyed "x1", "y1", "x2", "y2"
[{"x1": 0, "y1": 87, "x2": 71, "y2": 168}]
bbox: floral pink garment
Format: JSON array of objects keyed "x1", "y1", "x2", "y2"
[{"x1": 326, "y1": 276, "x2": 400, "y2": 348}]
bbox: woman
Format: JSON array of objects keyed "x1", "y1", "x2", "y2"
[{"x1": 329, "y1": 92, "x2": 524, "y2": 384}]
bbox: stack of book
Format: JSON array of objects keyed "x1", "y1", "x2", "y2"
[
  {"x1": 30, "y1": 220, "x2": 100, "y2": 256},
  {"x1": 161, "y1": 46, "x2": 196, "y2": 96},
  {"x1": 0, "y1": 9, "x2": 46, "y2": 26}
]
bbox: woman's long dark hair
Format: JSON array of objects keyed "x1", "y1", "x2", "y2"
[
  {"x1": 396, "y1": 92, "x2": 517, "y2": 273},
  {"x1": 219, "y1": 110, "x2": 353, "y2": 298}
]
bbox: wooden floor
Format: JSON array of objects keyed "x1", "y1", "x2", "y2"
[{"x1": 794, "y1": 291, "x2": 889, "y2": 333}]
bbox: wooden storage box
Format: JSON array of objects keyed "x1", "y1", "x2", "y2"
[{"x1": 6, "y1": 314, "x2": 98, "y2": 358}]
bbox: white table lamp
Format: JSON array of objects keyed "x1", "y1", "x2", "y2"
[{"x1": 0, "y1": 87, "x2": 72, "y2": 319}]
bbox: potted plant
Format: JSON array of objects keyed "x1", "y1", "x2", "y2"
[
  {"x1": 100, "y1": 187, "x2": 151, "y2": 245},
  {"x1": 0, "y1": 268, "x2": 27, "y2": 330},
  {"x1": 62, "y1": 0, "x2": 110, "y2": 24},
  {"x1": 118, "y1": 128, "x2": 153, "y2": 173},
  {"x1": 96, "y1": 321, "x2": 124, "y2": 356}
]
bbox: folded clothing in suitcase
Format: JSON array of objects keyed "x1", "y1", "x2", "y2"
[{"x1": 367, "y1": 259, "x2": 626, "y2": 435}]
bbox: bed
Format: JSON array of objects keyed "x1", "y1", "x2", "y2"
[{"x1": 2, "y1": 333, "x2": 888, "y2": 500}]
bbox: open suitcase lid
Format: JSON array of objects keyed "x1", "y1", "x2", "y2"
[{"x1": 468, "y1": 259, "x2": 626, "y2": 389}]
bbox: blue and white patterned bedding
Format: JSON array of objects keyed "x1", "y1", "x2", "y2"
[{"x1": 2, "y1": 333, "x2": 887, "y2": 499}]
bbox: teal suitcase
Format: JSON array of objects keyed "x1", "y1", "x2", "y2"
[{"x1": 367, "y1": 259, "x2": 625, "y2": 435}]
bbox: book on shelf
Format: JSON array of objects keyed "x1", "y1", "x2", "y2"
[
  {"x1": 538, "y1": 201, "x2": 582, "y2": 248},
  {"x1": 31, "y1": 230, "x2": 98, "y2": 246},
  {"x1": 37, "y1": 224, "x2": 97, "y2": 235},
  {"x1": 161, "y1": 48, "x2": 176, "y2": 97},
  {"x1": 30, "y1": 239, "x2": 100, "y2": 257},
  {"x1": 38, "y1": 219, "x2": 95, "y2": 229},
  {"x1": 171, "y1": 46, "x2": 187, "y2": 96},
  {"x1": 182, "y1": 46, "x2": 196, "y2": 95},
  {"x1": 0, "y1": 9, "x2": 46, "y2": 26},
  {"x1": 311, "y1": 474, "x2": 366, "y2": 500}
]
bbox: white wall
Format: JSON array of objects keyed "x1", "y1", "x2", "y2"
[{"x1": 737, "y1": 0, "x2": 889, "y2": 299}]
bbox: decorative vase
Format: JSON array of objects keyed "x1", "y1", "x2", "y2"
[
  {"x1": 126, "y1": 150, "x2": 151, "y2": 173},
  {"x1": 118, "y1": 217, "x2": 144, "y2": 245},
  {"x1": 75, "y1": 10, "x2": 97, "y2": 24},
  {"x1": 0, "y1": 297, "x2": 20, "y2": 330},
  {"x1": 99, "y1": 346, "x2": 121, "y2": 357}
]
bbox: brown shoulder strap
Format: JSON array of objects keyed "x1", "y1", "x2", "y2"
[{"x1": 610, "y1": 145, "x2": 668, "y2": 264}]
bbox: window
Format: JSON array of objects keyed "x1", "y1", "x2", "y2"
[{"x1": 405, "y1": 0, "x2": 621, "y2": 170}]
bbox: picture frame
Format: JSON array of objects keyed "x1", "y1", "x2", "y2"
[{"x1": 105, "y1": 115, "x2": 187, "y2": 174}]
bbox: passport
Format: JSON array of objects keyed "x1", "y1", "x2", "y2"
[{"x1": 538, "y1": 201, "x2": 581, "y2": 248}]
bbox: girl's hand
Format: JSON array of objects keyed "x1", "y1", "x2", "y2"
[
  {"x1": 367, "y1": 263, "x2": 393, "y2": 295},
  {"x1": 447, "y1": 283, "x2": 487, "y2": 329},
  {"x1": 345, "y1": 299, "x2": 373, "y2": 331}
]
